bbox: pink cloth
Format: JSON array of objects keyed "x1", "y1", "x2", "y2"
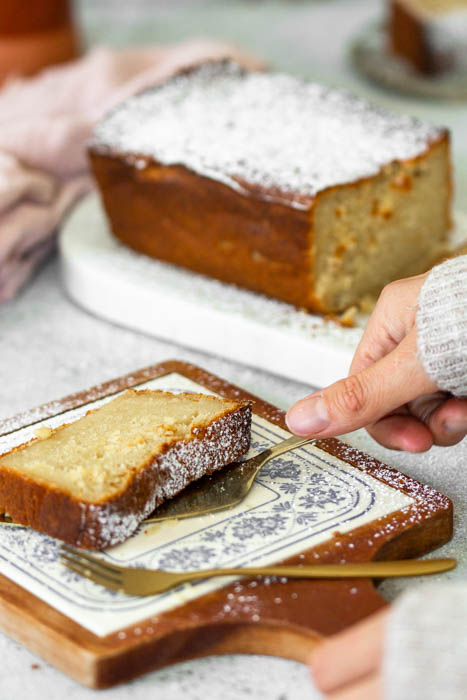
[{"x1": 0, "y1": 41, "x2": 262, "y2": 303}]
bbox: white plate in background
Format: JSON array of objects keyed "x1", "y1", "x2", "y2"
[{"x1": 60, "y1": 193, "x2": 467, "y2": 388}]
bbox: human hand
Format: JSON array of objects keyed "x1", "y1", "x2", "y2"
[
  {"x1": 309, "y1": 608, "x2": 389, "y2": 699},
  {"x1": 287, "y1": 274, "x2": 467, "y2": 451}
]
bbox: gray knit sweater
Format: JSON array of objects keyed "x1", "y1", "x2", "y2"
[{"x1": 383, "y1": 255, "x2": 467, "y2": 699}]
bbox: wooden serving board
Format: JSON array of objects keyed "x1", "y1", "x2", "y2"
[{"x1": 0, "y1": 361, "x2": 453, "y2": 689}]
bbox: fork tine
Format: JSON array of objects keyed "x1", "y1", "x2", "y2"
[
  {"x1": 61, "y1": 544, "x2": 122, "y2": 578},
  {"x1": 61, "y1": 559, "x2": 123, "y2": 592},
  {"x1": 60, "y1": 547, "x2": 123, "y2": 587},
  {"x1": 60, "y1": 551, "x2": 122, "y2": 586}
]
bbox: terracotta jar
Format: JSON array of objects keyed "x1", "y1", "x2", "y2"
[{"x1": 0, "y1": 0, "x2": 80, "y2": 84}]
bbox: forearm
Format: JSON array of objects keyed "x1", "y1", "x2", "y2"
[{"x1": 385, "y1": 257, "x2": 467, "y2": 696}]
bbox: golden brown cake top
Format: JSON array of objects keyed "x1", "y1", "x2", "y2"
[{"x1": 91, "y1": 61, "x2": 445, "y2": 210}]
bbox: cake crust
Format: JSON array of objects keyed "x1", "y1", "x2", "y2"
[
  {"x1": 90, "y1": 151, "x2": 312, "y2": 310},
  {"x1": 90, "y1": 134, "x2": 451, "y2": 314}
]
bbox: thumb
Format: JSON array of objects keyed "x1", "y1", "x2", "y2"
[{"x1": 286, "y1": 330, "x2": 438, "y2": 438}]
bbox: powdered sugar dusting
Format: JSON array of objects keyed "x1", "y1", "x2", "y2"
[
  {"x1": 80, "y1": 405, "x2": 252, "y2": 548},
  {"x1": 92, "y1": 61, "x2": 443, "y2": 208}
]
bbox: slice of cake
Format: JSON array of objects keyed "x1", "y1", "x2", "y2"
[
  {"x1": 89, "y1": 60, "x2": 451, "y2": 315},
  {"x1": 0, "y1": 390, "x2": 252, "y2": 549},
  {"x1": 389, "y1": 0, "x2": 467, "y2": 75}
]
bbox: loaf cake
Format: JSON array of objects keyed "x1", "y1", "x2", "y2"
[
  {"x1": 0, "y1": 389, "x2": 252, "y2": 549},
  {"x1": 89, "y1": 60, "x2": 451, "y2": 315},
  {"x1": 389, "y1": 0, "x2": 467, "y2": 75}
]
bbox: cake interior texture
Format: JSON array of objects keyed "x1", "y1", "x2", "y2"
[
  {"x1": 312, "y1": 139, "x2": 450, "y2": 311},
  {"x1": 90, "y1": 61, "x2": 452, "y2": 314},
  {"x1": 0, "y1": 390, "x2": 244, "y2": 504}
]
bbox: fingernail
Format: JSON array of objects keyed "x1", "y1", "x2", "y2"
[
  {"x1": 286, "y1": 396, "x2": 330, "y2": 436},
  {"x1": 443, "y1": 417, "x2": 467, "y2": 434}
]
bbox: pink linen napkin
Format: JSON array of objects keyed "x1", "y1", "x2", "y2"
[{"x1": 0, "y1": 41, "x2": 262, "y2": 303}]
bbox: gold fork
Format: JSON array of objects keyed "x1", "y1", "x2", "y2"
[{"x1": 60, "y1": 545, "x2": 457, "y2": 596}]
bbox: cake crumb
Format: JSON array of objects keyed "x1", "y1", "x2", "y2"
[{"x1": 34, "y1": 426, "x2": 53, "y2": 440}]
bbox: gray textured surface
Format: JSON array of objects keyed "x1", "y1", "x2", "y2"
[
  {"x1": 0, "y1": 0, "x2": 466, "y2": 696},
  {"x1": 0, "y1": 629, "x2": 317, "y2": 699}
]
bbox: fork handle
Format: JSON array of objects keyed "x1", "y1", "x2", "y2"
[
  {"x1": 180, "y1": 558, "x2": 456, "y2": 582},
  {"x1": 250, "y1": 435, "x2": 316, "y2": 478},
  {"x1": 262, "y1": 435, "x2": 316, "y2": 462}
]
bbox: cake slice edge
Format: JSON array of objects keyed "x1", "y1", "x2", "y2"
[{"x1": 0, "y1": 392, "x2": 252, "y2": 549}]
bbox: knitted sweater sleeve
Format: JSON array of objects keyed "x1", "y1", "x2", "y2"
[
  {"x1": 383, "y1": 584, "x2": 467, "y2": 700},
  {"x1": 383, "y1": 256, "x2": 467, "y2": 698},
  {"x1": 416, "y1": 255, "x2": 467, "y2": 396}
]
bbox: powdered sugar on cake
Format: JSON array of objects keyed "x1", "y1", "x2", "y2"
[
  {"x1": 79, "y1": 406, "x2": 252, "y2": 548},
  {"x1": 92, "y1": 61, "x2": 444, "y2": 209}
]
